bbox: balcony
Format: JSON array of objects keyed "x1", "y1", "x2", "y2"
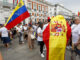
[{"x1": 3, "y1": 2, "x2": 11, "y2": 9}]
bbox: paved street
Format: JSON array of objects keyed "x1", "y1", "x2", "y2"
[
  {"x1": 0, "y1": 37, "x2": 46, "y2": 60},
  {"x1": 0, "y1": 38, "x2": 79, "y2": 60}
]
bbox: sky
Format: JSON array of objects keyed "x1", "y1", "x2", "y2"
[{"x1": 46, "y1": 0, "x2": 80, "y2": 14}]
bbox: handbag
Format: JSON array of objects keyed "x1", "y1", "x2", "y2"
[
  {"x1": 31, "y1": 34, "x2": 35, "y2": 39},
  {"x1": 74, "y1": 44, "x2": 80, "y2": 55}
]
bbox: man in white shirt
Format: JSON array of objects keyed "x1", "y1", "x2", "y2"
[
  {"x1": 0, "y1": 26, "x2": 10, "y2": 48},
  {"x1": 0, "y1": 27, "x2": 8, "y2": 37},
  {"x1": 71, "y1": 17, "x2": 80, "y2": 46},
  {"x1": 71, "y1": 17, "x2": 80, "y2": 60},
  {"x1": 16, "y1": 24, "x2": 24, "y2": 44}
]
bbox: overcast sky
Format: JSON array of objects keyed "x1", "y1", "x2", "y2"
[{"x1": 46, "y1": 0, "x2": 80, "y2": 14}]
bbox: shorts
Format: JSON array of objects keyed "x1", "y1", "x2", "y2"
[{"x1": 1, "y1": 37, "x2": 11, "y2": 44}]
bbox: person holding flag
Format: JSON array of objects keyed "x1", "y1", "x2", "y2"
[
  {"x1": 42, "y1": 17, "x2": 51, "y2": 51},
  {"x1": 43, "y1": 15, "x2": 71, "y2": 60}
]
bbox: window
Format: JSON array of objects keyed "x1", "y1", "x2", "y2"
[
  {"x1": 42, "y1": 6, "x2": 44, "y2": 13},
  {"x1": 3, "y1": 0, "x2": 8, "y2": 5},
  {"x1": 39, "y1": 19, "x2": 41, "y2": 22},
  {"x1": 43, "y1": 19, "x2": 44, "y2": 22},
  {"x1": 35, "y1": 19, "x2": 36, "y2": 23},
  {"x1": 28, "y1": 3, "x2": 32, "y2": 10},
  {"x1": 14, "y1": 0, "x2": 17, "y2": 6},
  {"x1": 12, "y1": 0, "x2": 18, "y2": 6},
  {"x1": 35, "y1": 13, "x2": 36, "y2": 16},
  {"x1": 39, "y1": 14, "x2": 41, "y2": 17},
  {"x1": 45, "y1": 6, "x2": 48, "y2": 13},
  {"x1": 33, "y1": 3, "x2": 37, "y2": 11},
  {"x1": 38, "y1": 5, "x2": 41, "y2": 12}
]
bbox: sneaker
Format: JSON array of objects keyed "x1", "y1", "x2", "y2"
[
  {"x1": 66, "y1": 46, "x2": 72, "y2": 50},
  {"x1": 43, "y1": 48, "x2": 46, "y2": 51},
  {"x1": 41, "y1": 53, "x2": 45, "y2": 58},
  {"x1": 66, "y1": 46, "x2": 70, "y2": 49},
  {"x1": 69, "y1": 46, "x2": 72, "y2": 49}
]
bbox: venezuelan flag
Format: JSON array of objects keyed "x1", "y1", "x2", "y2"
[
  {"x1": 43, "y1": 15, "x2": 71, "y2": 60},
  {"x1": 5, "y1": 0, "x2": 30, "y2": 30}
]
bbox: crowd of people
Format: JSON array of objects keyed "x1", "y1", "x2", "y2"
[
  {"x1": 0, "y1": 16, "x2": 80, "y2": 60},
  {"x1": 0, "y1": 20, "x2": 47, "y2": 58}
]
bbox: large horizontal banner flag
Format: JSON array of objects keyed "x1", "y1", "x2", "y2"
[
  {"x1": 43, "y1": 15, "x2": 71, "y2": 60},
  {"x1": 5, "y1": 0, "x2": 30, "y2": 30}
]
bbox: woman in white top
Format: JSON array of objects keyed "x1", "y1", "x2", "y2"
[
  {"x1": 37, "y1": 22, "x2": 44, "y2": 58},
  {"x1": 28, "y1": 25, "x2": 35, "y2": 50}
]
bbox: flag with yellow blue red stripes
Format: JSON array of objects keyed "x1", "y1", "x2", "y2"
[{"x1": 5, "y1": 0, "x2": 30, "y2": 30}]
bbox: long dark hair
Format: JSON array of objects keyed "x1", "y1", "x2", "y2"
[{"x1": 38, "y1": 22, "x2": 43, "y2": 29}]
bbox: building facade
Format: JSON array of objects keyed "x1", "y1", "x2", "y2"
[
  {"x1": 0, "y1": 0, "x2": 54, "y2": 24},
  {"x1": 0, "y1": 0, "x2": 13, "y2": 24},
  {"x1": 25, "y1": 0, "x2": 50, "y2": 23},
  {"x1": 47, "y1": 2, "x2": 54, "y2": 17},
  {"x1": 54, "y1": 4, "x2": 73, "y2": 19},
  {"x1": 0, "y1": 0, "x2": 74, "y2": 24}
]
